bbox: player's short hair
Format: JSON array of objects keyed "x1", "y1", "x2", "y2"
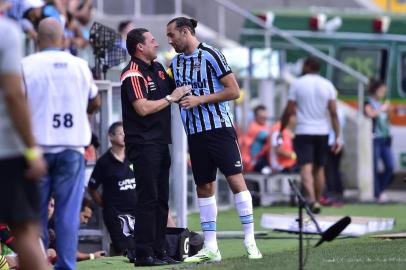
[
  {"x1": 368, "y1": 78, "x2": 385, "y2": 96},
  {"x1": 108, "y1": 121, "x2": 123, "y2": 135},
  {"x1": 304, "y1": 56, "x2": 321, "y2": 72},
  {"x1": 254, "y1": 105, "x2": 267, "y2": 116}
]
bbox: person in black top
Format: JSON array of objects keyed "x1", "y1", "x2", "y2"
[
  {"x1": 88, "y1": 122, "x2": 136, "y2": 255},
  {"x1": 120, "y1": 28, "x2": 190, "y2": 267}
]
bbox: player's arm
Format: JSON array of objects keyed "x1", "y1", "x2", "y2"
[
  {"x1": 87, "y1": 187, "x2": 102, "y2": 206},
  {"x1": 4, "y1": 26, "x2": 46, "y2": 180},
  {"x1": 86, "y1": 70, "x2": 101, "y2": 114},
  {"x1": 328, "y1": 99, "x2": 342, "y2": 154},
  {"x1": 199, "y1": 73, "x2": 240, "y2": 103},
  {"x1": 280, "y1": 101, "x2": 296, "y2": 133},
  {"x1": 179, "y1": 49, "x2": 239, "y2": 109}
]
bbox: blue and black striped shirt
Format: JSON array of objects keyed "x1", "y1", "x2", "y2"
[{"x1": 170, "y1": 43, "x2": 235, "y2": 135}]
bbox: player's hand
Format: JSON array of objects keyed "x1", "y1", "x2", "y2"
[
  {"x1": 331, "y1": 138, "x2": 342, "y2": 154},
  {"x1": 381, "y1": 100, "x2": 390, "y2": 112},
  {"x1": 276, "y1": 133, "x2": 283, "y2": 145},
  {"x1": 94, "y1": 251, "x2": 106, "y2": 258},
  {"x1": 171, "y1": 85, "x2": 192, "y2": 102},
  {"x1": 180, "y1": 95, "x2": 202, "y2": 109},
  {"x1": 25, "y1": 147, "x2": 47, "y2": 180}
]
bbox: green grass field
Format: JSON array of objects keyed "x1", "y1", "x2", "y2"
[{"x1": 77, "y1": 204, "x2": 406, "y2": 270}]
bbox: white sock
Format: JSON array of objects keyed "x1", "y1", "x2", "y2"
[
  {"x1": 235, "y1": 190, "x2": 256, "y2": 246},
  {"x1": 198, "y1": 196, "x2": 218, "y2": 252}
]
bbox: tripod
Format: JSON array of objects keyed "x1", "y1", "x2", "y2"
[
  {"x1": 288, "y1": 179, "x2": 321, "y2": 270},
  {"x1": 288, "y1": 179, "x2": 351, "y2": 270}
]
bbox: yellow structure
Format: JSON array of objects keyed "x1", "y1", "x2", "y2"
[{"x1": 374, "y1": 0, "x2": 406, "y2": 12}]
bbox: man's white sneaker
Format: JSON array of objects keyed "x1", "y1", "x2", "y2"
[
  {"x1": 183, "y1": 246, "x2": 222, "y2": 263},
  {"x1": 245, "y1": 243, "x2": 263, "y2": 259}
]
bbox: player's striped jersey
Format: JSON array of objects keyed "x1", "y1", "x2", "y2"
[{"x1": 170, "y1": 42, "x2": 235, "y2": 135}]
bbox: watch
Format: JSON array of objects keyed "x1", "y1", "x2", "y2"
[{"x1": 165, "y1": 95, "x2": 173, "y2": 103}]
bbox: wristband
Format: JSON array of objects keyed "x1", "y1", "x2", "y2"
[
  {"x1": 89, "y1": 253, "x2": 95, "y2": 260},
  {"x1": 291, "y1": 152, "x2": 297, "y2": 160},
  {"x1": 24, "y1": 147, "x2": 42, "y2": 161}
]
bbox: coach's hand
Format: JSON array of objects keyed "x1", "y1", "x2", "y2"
[
  {"x1": 171, "y1": 85, "x2": 192, "y2": 102},
  {"x1": 180, "y1": 95, "x2": 202, "y2": 109}
]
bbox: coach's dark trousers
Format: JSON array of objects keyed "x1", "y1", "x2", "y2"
[{"x1": 126, "y1": 143, "x2": 170, "y2": 259}]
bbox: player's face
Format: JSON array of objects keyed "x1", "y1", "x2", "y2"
[
  {"x1": 110, "y1": 126, "x2": 125, "y2": 147},
  {"x1": 140, "y1": 32, "x2": 159, "y2": 61},
  {"x1": 166, "y1": 22, "x2": 187, "y2": 53},
  {"x1": 255, "y1": 109, "x2": 268, "y2": 125},
  {"x1": 80, "y1": 207, "x2": 93, "y2": 225}
]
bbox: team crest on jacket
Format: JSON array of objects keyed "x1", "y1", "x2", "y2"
[
  {"x1": 147, "y1": 76, "x2": 157, "y2": 92},
  {"x1": 158, "y1": 70, "x2": 166, "y2": 80},
  {"x1": 193, "y1": 59, "x2": 201, "y2": 71}
]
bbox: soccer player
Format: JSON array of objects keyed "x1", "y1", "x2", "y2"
[
  {"x1": 166, "y1": 17, "x2": 262, "y2": 262},
  {"x1": 0, "y1": 9, "x2": 48, "y2": 270},
  {"x1": 280, "y1": 57, "x2": 341, "y2": 214}
]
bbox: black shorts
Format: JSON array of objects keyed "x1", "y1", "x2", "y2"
[
  {"x1": 103, "y1": 206, "x2": 136, "y2": 253},
  {"x1": 0, "y1": 156, "x2": 40, "y2": 224},
  {"x1": 188, "y1": 127, "x2": 242, "y2": 185},
  {"x1": 294, "y1": 135, "x2": 329, "y2": 167}
]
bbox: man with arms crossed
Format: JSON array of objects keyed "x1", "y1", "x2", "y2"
[{"x1": 166, "y1": 17, "x2": 262, "y2": 262}]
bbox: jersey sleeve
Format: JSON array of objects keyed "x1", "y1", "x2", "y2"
[
  {"x1": 121, "y1": 68, "x2": 148, "y2": 102},
  {"x1": 88, "y1": 161, "x2": 102, "y2": 190},
  {"x1": 204, "y1": 47, "x2": 232, "y2": 79},
  {"x1": 0, "y1": 21, "x2": 22, "y2": 75}
]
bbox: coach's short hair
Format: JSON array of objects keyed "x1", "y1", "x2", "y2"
[
  {"x1": 167, "y1": 17, "x2": 198, "y2": 35},
  {"x1": 126, "y1": 28, "x2": 149, "y2": 56},
  {"x1": 108, "y1": 121, "x2": 123, "y2": 135}
]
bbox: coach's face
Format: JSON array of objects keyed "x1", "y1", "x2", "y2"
[
  {"x1": 141, "y1": 32, "x2": 159, "y2": 61},
  {"x1": 166, "y1": 22, "x2": 187, "y2": 53}
]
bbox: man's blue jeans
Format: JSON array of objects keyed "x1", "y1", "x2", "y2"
[
  {"x1": 39, "y1": 150, "x2": 85, "y2": 270},
  {"x1": 373, "y1": 137, "x2": 394, "y2": 198}
]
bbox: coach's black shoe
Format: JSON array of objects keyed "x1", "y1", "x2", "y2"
[
  {"x1": 159, "y1": 255, "x2": 181, "y2": 265},
  {"x1": 134, "y1": 256, "x2": 167, "y2": 267}
]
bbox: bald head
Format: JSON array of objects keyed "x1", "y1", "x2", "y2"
[{"x1": 38, "y1": 18, "x2": 64, "y2": 50}]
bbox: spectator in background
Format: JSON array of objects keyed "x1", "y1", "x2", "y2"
[
  {"x1": 5, "y1": 0, "x2": 40, "y2": 41},
  {"x1": 280, "y1": 56, "x2": 341, "y2": 214},
  {"x1": 321, "y1": 104, "x2": 345, "y2": 206},
  {"x1": 0, "y1": 10, "x2": 48, "y2": 270},
  {"x1": 118, "y1": 20, "x2": 135, "y2": 46},
  {"x1": 22, "y1": 0, "x2": 63, "y2": 30},
  {"x1": 88, "y1": 121, "x2": 138, "y2": 256},
  {"x1": 22, "y1": 18, "x2": 100, "y2": 270},
  {"x1": 47, "y1": 198, "x2": 106, "y2": 263},
  {"x1": 270, "y1": 113, "x2": 297, "y2": 173},
  {"x1": 241, "y1": 105, "x2": 271, "y2": 173},
  {"x1": 364, "y1": 79, "x2": 394, "y2": 202}
]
